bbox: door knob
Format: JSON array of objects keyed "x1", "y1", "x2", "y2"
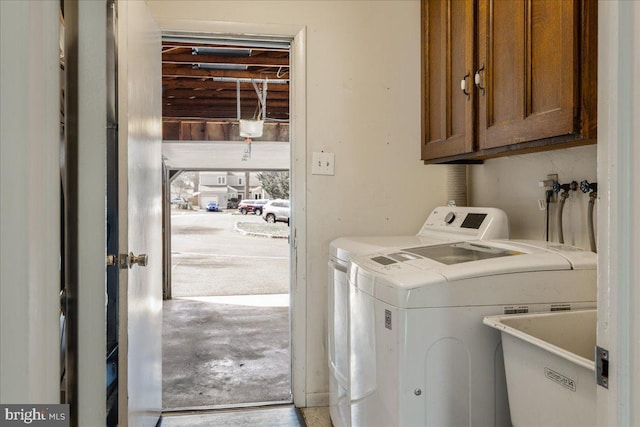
[
  {"x1": 107, "y1": 253, "x2": 130, "y2": 269},
  {"x1": 129, "y1": 252, "x2": 148, "y2": 268}
]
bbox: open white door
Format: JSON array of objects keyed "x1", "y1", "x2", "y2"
[{"x1": 117, "y1": 1, "x2": 163, "y2": 426}]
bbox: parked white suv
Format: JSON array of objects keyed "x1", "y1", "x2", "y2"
[{"x1": 262, "y1": 199, "x2": 290, "y2": 225}]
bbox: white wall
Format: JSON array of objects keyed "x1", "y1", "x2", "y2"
[
  {"x1": 148, "y1": 0, "x2": 446, "y2": 405},
  {"x1": 0, "y1": 0, "x2": 61, "y2": 403},
  {"x1": 470, "y1": 145, "x2": 598, "y2": 249}
]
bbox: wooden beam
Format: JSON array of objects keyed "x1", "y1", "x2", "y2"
[
  {"x1": 163, "y1": 88, "x2": 289, "y2": 100},
  {"x1": 163, "y1": 111, "x2": 289, "y2": 121},
  {"x1": 163, "y1": 111, "x2": 289, "y2": 120},
  {"x1": 163, "y1": 105, "x2": 290, "y2": 114},
  {"x1": 162, "y1": 52, "x2": 289, "y2": 67},
  {"x1": 162, "y1": 120, "x2": 290, "y2": 141},
  {"x1": 162, "y1": 79, "x2": 289, "y2": 91},
  {"x1": 164, "y1": 98, "x2": 288, "y2": 107}
]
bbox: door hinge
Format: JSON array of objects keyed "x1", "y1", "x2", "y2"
[{"x1": 596, "y1": 345, "x2": 609, "y2": 389}]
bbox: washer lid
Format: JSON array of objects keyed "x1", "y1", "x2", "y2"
[
  {"x1": 329, "y1": 235, "x2": 446, "y2": 264},
  {"x1": 502, "y1": 240, "x2": 597, "y2": 270},
  {"x1": 402, "y1": 241, "x2": 523, "y2": 265},
  {"x1": 349, "y1": 240, "x2": 597, "y2": 308},
  {"x1": 350, "y1": 240, "x2": 578, "y2": 289}
]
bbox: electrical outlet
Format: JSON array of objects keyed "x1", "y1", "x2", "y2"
[
  {"x1": 538, "y1": 173, "x2": 558, "y2": 203},
  {"x1": 312, "y1": 152, "x2": 335, "y2": 175}
]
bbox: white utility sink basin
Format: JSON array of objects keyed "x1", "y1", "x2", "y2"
[{"x1": 484, "y1": 309, "x2": 597, "y2": 427}]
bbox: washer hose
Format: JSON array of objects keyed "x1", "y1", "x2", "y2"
[
  {"x1": 557, "y1": 191, "x2": 569, "y2": 244},
  {"x1": 588, "y1": 192, "x2": 597, "y2": 252}
]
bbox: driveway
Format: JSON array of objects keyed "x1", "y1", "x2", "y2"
[{"x1": 170, "y1": 209, "x2": 290, "y2": 297}]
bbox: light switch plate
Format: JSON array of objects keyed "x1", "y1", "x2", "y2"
[{"x1": 312, "y1": 152, "x2": 335, "y2": 175}]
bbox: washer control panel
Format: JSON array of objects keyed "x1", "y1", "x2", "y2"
[{"x1": 417, "y1": 207, "x2": 509, "y2": 240}]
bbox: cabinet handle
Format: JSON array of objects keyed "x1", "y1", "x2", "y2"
[
  {"x1": 460, "y1": 72, "x2": 471, "y2": 100},
  {"x1": 474, "y1": 64, "x2": 485, "y2": 95}
]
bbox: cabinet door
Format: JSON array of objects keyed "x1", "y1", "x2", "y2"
[
  {"x1": 477, "y1": 0, "x2": 577, "y2": 150},
  {"x1": 422, "y1": 0, "x2": 474, "y2": 160}
]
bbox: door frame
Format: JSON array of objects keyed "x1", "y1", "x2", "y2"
[
  {"x1": 73, "y1": 1, "x2": 109, "y2": 425},
  {"x1": 155, "y1": 17, "x2": 308, "y2": 407},
  {"x1": 596, "y1": 1, "x2": 640, "y2": 425}
]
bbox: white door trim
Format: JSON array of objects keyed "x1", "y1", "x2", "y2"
[
  {"x1": 597, "y1": 2, "x2": 640, "y2": 425},
  {"x1": 76, "y1": 1, "x2": 108, "y2": 424},
  {"x1": 153, "y1": 17, "x2": 308, "y2": 407}
]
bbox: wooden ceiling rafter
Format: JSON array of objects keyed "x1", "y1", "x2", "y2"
[
  {"x1": 162, "y1": 52, "x2": 290, "y2": 68},
  {"x1": 162, "y1": 64, "x2": 288, "y2": 80},
  {"x1": 162, "y1": 39, "x2": 290, "y2": 128},
  {"x1": 162, "y1": 79, "x2": 289, "y2": 91},
  {"x1": 164, "y1": 88, "x2": 289, "y2": 100}
]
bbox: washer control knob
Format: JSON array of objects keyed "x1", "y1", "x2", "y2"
[{"x1": 444, "y1": 212, "x2": 456, "y2": 224}]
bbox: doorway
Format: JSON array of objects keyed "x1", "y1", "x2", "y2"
[
  {"x1": 163, "y1": 171, "x2": 291, "y2": 410},
  {"x1": 159, "y1": 34, "x2": 295, "y2": 411}
]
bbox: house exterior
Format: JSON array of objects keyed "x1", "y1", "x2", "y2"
[{"x1": 198, "y1": 172, "x2": 268, "y2": 208}]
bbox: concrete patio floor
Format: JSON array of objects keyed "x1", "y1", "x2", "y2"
[{"x1": 162, "y1": 296, "x2": 291, "y2": 409}]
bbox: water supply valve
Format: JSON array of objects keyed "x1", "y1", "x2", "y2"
[
  {"x1": 580, "y1": 180, "x2": 598, "y2": 194},
  {"x1": 554, "y1": 180, "x2": 578, "y2": 195}
]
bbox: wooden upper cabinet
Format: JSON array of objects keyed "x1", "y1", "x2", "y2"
[
  {"x1": 421, "y1": 0, "x2": 597, "y2": 164},
  {"x1": 422, "y1": 0, "x2": 475, "y2": 160},
  {"x1": 477, "y1": 0, "x2": 577, "y2": 149}
]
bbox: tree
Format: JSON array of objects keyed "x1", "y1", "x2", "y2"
[
  {"x1": 257, "y1": 171, "x2": 289, "y2": 199},
  {"x1": 171, "y1": 171, "x2": 196, "y2": 199}
]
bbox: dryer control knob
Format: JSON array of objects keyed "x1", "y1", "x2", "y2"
[{"x1": 444, "y1": 212, "x2": 456, "y2": 224}]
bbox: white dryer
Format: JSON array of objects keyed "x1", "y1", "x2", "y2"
[
  {"x1": 348, "y1": 240, "x2": 597, "y2": 427},
  {"x1": 328, "y1": 207, "x2": 509, "y2": 427}
]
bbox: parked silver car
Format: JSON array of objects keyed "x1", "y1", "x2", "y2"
[{"x1": 262, "y1": 199, "x2": 290, "y2": 225}]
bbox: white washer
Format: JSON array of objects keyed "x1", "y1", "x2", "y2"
[
  {"x1": 328, "y1": 207, "x2": 509, "y2": 427},
  {"x1": 348, "y1": 240, "x2": 597, "y2": 427}
]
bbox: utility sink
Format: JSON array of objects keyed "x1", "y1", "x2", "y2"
[{"x1": 484, "y1": 309, "x2": 597, "y2": 427}]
